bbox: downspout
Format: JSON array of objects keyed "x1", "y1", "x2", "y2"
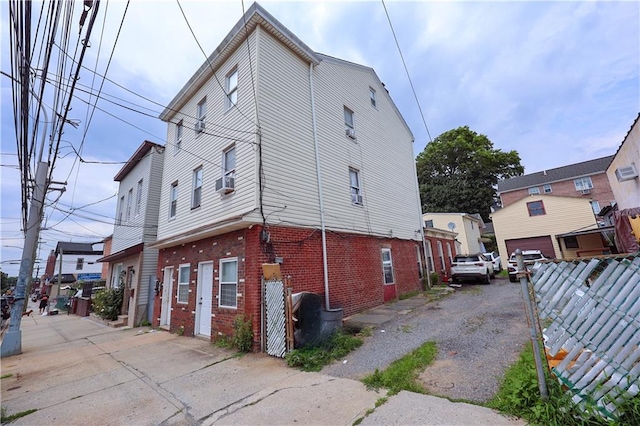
[
  {"x1": 412, "y1": 151, "x2": 431, "y2": 288},
  {"x1": 309, "y1": 63, "x2": 331, "y2": 311}
]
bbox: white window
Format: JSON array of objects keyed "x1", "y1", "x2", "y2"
[
  {"x1": 192, "y1": 167, "x2": 203, "y2": 208},
  {"x1": 344, "y1": 106, "x2": 354, "y2": 131},
  {"x1": 223, "y1": 146, "x2": 236, "y2": 178},
  {"x1": 574, "y1": 177, "x2": 593, "y2": 191},
  {"x1": 76, "y1": 258, "x2": 84, "y2": 270},
  {"x1": 126, "y1": 188, "x2": 133, "y2": 222},
  {"x1": 135, "y1": 179, "x2": 143, "y2": 216},
  {"x1": 219, "y1": 258, "x2": 238, "y2": 308},
  {"x1": 226, "y1": 68, "x2": 238, "y2": 109},
  {"x1": 543, "y1": 184, "x2": 552, "y2": 193},
  {"x1": 416, "y1": 245, "x2": 423, "y2": 279},
  {"x1": 528, "y1": 187, "x2": 540, "y2": 195},
  {"x1": 196, "y1": 98, "x2": 206, "y2": 132},
  {"x1": 169, "y1": 182, "x2": 178, "y2": 219},
  {"x1": 591, "y1": 201, "x2": 601, "y2": 215},
  {"x1": 381, "y1": 248, "x2": 394, "y2": 284},
  {"x1": 447, "y1": 242, "x2": 453, "y2": 264},
  {"x1": 112, "y1": 263, "x2": 123, "y2": 288},
  {"x1": 437, "y1": 241, "x2": 445, "y2": 270},
  {"x1": 369, "y1": 87, "x2": 377, "y2": 108},
  {"x1": 349, "y1": 168, "x2": 362, "y2": 205},
  {"x1": 175, "y1": 121, "x2": 183, "y2": 153},
  {"x1": 177, "y1": 264, "x2": 190, "y2": 304},
  {"x1": 426, "y1": 241, "x2": 435, "y2": 272},
  {"x1": 118, "y1": 196, "x2": 124, "y2": 225}
]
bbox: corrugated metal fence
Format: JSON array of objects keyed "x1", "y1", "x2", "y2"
[
  {"x1": 264, "y1": 279, "x2": 287, "y2": 358},
  {"x1": 532, "y1": 254, "x2": 640, "y2": 419}
]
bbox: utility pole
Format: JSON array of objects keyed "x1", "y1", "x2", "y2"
[{"x1": 1, "y1": 158, "x2": 48, "y2": 357}]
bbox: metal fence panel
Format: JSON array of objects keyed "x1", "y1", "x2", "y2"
[
  {"x1": 265, "y1": 280, "x2": 286, "y2": 358},
  {"x1": 532, "y1": 255, "x2": 640, "y2": 419}
]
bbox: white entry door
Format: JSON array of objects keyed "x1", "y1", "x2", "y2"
[
  {"x1": 160, "y1": 266, "x2": 173, "y2": 329},
  {"x1": 196, "y1": 262, "x2": 214, "y2": 337}
]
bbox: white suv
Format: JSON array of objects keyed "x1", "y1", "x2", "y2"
[
  {"x1": 507, "y1": 250, "x2": 548, "y2": 282},
  {"x1": 450, "y1": 253, "x2": 495, "y2": 284}
]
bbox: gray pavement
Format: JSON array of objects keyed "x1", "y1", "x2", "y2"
[{"x1": 1, "y1": 299, "x2": 524, "y2": 425}]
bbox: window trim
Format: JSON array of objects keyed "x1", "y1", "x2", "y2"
[
  {"x1": 349, "y1": 168, "x2": 362, "y2": 205},
  {"x1": 226, "y1": 67, "x2": 238, "y2": 110},
  {"x1": 426, "y1": 241, "x2": 435, "y2": 272},
  {"x1": 135, "y1": 179, "x2": 143, "y2": 217},
  {"x1": 175, "y1": 120, "x2": 183, "y2": 153},
  {"x1": 118, "y1": 195, "x2": 125, "y2": 225},
  {"x1": 528, "y1": 187, "x2": 541, "y2": 195},
  {"x1": 527, "y1": 200, "x2": 546, "y2": 216},
  {"x1": 344, "y1": 106, "x2": 354, "y2": 131},
  {"x1": 564, "y1": 236, "x2": 579, "y2": 249},
  {"x1": 126, "y1": 188, "x2": 133, "y2": 222},
  {"x1": 381, "y1": 248, "x2": 394, "y2": 284},
  {"x1": 446, "y1": 242, "x2": 453, "y2": 264},
  {"x1": 177, "y1": 263, "x2": 190, "y2": 304},
  {"x1": 169, "y1": 181, "x2": 178, "y2": 219},
  {"x1": 416, "y1": 245, "x2": 423, "y2": 279},
  {"x1": 369, "y1": 87, "x2": 377, "y2": 108},
  {"x1": 574, "y1": 176, "x2": 594, "y2": 191},
  {"x1": 437, "y1": 241, "x2": 445, "y2": 271},
  {"x1": 76, "y1": 258, "x2": 84, "y2": 270},
  {"x1": 218, "y1": 257, "x2": 238, "y2": 309},
  {"x1": 196, "y1": 98, "x2": 206, "y2": 133},
  {"x1": 222, "y1": 145, "x2": 236, "y2": 178},
  {"x1": 590, "y1": 200, "x2": 601, "y2": 215},
  {"x1": 192, "y1": 166, "x2": 203, "y2": 209},
  {"x1": 543, "y1": 184, "x2": 552, "y2": 194}
]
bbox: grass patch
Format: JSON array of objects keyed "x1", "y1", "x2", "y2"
[
  {"x1": 285, "y1": 331, "x2": 363, "y2": 372},
  {"x1": 398, "y1": 290, "x2": 420, "y2": 300},
  {"x1": 362, "y1": 341, "x2": 437, "y2": 395},
  {"x1": 489, "y1": 342, "x2": 639, "y2": 425},
  {"x1": 0, "y1": 408, "x2": 37, "y2": 423},
  {"x1": 0, "y1": 373, "x2": 13, "y2": 379}
]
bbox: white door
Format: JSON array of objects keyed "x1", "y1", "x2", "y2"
[
  {"x1": 196, "y1": 262, "x2": 213, "y2": 337},
  {"x1": 160, "y1": 267, "x2": 173, "y2": 328}
]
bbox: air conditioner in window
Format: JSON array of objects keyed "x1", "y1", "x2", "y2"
[
  {"x1": 195, "y1": 121, "x2": 205, "y2": 132},
  {"x1": 215, "y1": 176, "x2": 235, "y2": 194},
  {"x1": 615, "y1": 164, "x2": 638, "y2": 182},
  {"x1": 580, "y1": 189, "x2": 592, "y2": 195},
  {"x1": 345, "y1": 128, "x2": 356, "y2": 139},
  {"x1": 352, "y1": 194, "x2": 363, "y2": 205}
]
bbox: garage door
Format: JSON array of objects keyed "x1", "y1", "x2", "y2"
[{"x1": 505, "y1": 236, "x2": 556, "y2": 259}]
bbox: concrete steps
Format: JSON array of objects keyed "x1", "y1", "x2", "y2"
[{"x1": 108, "y1": 315, "x2": 128, "y2": 328}]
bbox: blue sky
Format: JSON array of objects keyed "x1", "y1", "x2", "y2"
[{"x1": 1, "y1": 0, "x2": 639, "y2": 277}]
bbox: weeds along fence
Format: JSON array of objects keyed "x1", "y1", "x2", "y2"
[{"x1": 531, "y1": 254, "x2": 640, "y2": 419}]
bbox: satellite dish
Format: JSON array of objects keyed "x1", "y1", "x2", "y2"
[{"x1": 447, "y1": 222, "x2": 456, "y2": 231}]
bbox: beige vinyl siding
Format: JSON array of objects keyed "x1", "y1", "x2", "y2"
[
  {"x1": 561, "y1": 233, "x2": 605, "y2": 259},
  {"x1": 157, "y1": 32, "x2": 259, "y2": 242},
  {"x1": 491, "y1": 195, "x2": 597, "y2": 263},
  {"x1": 253, "y1": 29, "x2": 420, "y2": 240},
  {"x1": 422, "y1": 213, "x2": 481, "y2": 255},
  {"x1": 606, "y1": 117, "x2": 640, "y2": 210}
]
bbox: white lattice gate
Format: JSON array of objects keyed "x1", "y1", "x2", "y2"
[
  {"x1": 532, "y1": 254, "x2": 640, "y2": 419},
  {"x1": 264, "y1": 279, "x2": 287, "y2": 358}
]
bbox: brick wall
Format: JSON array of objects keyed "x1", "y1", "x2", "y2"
[
  {"x1": 500, "y1": 173, "x2": 615, "y2": 211},
  {"x1": 154, "y1": 225, "x2": 423, "y2": 349},
  {"x1": 425, "y1": 236, "x2": 456, "y2": 283}
]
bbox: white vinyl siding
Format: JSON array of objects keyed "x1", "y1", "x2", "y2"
[
  {"x1": 177, "y1": 264, "x2": 190, "y2": 304},
  {"x1": 381, "y1": 248, "x2": 394, "y2": 284},
  {"x1": 219, "y1": 258, "x2": 238, "y2": 308}
]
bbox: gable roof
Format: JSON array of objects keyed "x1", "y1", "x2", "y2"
[
  {"x1": 55, "y1": 242, "x2": 103, "y2": 256},
  {"x1": 608, "y1": 112, "x2": 640, "y2": 166},
  {"x1": 160, "y1": 2, "x2": 320, "y2": 122},
  {"x1": 497, "y1": 155, "x2": 614, "y2": 193},
  {"x1": 114, "y1": 140, "x2": 163, "y2": 181}
]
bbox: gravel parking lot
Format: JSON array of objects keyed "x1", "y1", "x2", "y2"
[{"x1": 322, "y1": 278, "x2": 530, "y2": 403}]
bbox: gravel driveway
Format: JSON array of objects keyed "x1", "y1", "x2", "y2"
[{"x1": 321, "y1": 278, "x2": 530, "y2": 403}]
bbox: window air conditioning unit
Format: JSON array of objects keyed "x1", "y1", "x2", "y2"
[
  {"x1": 215, "y1": 176, "x2": 235, "y2": 194},
  {"x1": 352, "y1": 194, "x2": 363, "y2": 205},
  {"x1": 615, "y1": 164, "x2": 638, "y2": 182},
  {"x1": 195, "y1": 121, "x2": 205, "y2": 132},
  {"x1": 345, "y1": 128, "x2": 356, "y2": 139},
  {"x1": 580, "y1": 189, "x2": 592, "y2": 195}
]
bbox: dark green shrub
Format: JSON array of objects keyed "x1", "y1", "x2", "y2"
[
  {"x1": 429, "y1": 272, "x2": 440, "y2": 286},
  {"x1": 285, "y1": 331, "x2": 363, "y2": 371},
  {"x1": 231, "y1": 315, "x2": 253, "y2": 352},
  {"x1": 91, "y1": 287, "x2": 123, "y2": 321}
]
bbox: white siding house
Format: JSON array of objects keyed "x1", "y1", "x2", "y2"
[
  {"x1": 99, "y1": 140, "x2": 164, "y2": 326},
  {"x1": 151, "y1": 3, "x2": 425, "y2": 344}
]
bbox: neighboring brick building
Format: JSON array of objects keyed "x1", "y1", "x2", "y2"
[
  {"x1": 498, "y1": 156, "x2": 616, "y2": 219},
  {"x1": 151, "y1": 4, "x2": 425, "y2": 348},
  {"x1": 423, "y1": 227, "x2": 458, "y2": 283}
]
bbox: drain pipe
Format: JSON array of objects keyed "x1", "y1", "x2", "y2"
[
  {"x1": 411, "y1": 149, "x2": 431, "y2": 288},
  {"x1": 309, "y1": 63, "x2": 331, "y2": 311}
]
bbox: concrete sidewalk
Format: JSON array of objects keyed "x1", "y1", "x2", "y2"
[{"x1": 1, "y1": 302, "x2": 523, "y2": 425}]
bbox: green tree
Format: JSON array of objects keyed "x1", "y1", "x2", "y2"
[
  {"x1": 1, "y1": 271, "x2": 17, "y2": 294},
  {"x1": 416, "y1": 126, "x2": 523, "y2": 221}
]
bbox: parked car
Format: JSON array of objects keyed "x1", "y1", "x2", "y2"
[
  {"x1": 483, "y1": 251, "x2": 502, "y2": 272},
  {"x1": 450, "y1": 253, "x2": 495, "y2": 284},
  {"x1": 507, "y1": 250, "x2": 549, "y2": 282}
]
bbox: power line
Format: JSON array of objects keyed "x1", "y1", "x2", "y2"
[{"x1": 381, "y1": 0, "x2": 432, "y2": 143}]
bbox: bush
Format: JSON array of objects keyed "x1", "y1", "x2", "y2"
[
  {"x1": 231, "y1": 315, "x2": 253, "y2": 352},
  {"x1": 429, "y1": 272, "x2": 440, "y2": 286},
  {"x1": 285, "y1": 331, "x2": 363, "y2": 371},
  {"x1": 91, "y1": 287, "x2": 123, "y2": 321}
]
